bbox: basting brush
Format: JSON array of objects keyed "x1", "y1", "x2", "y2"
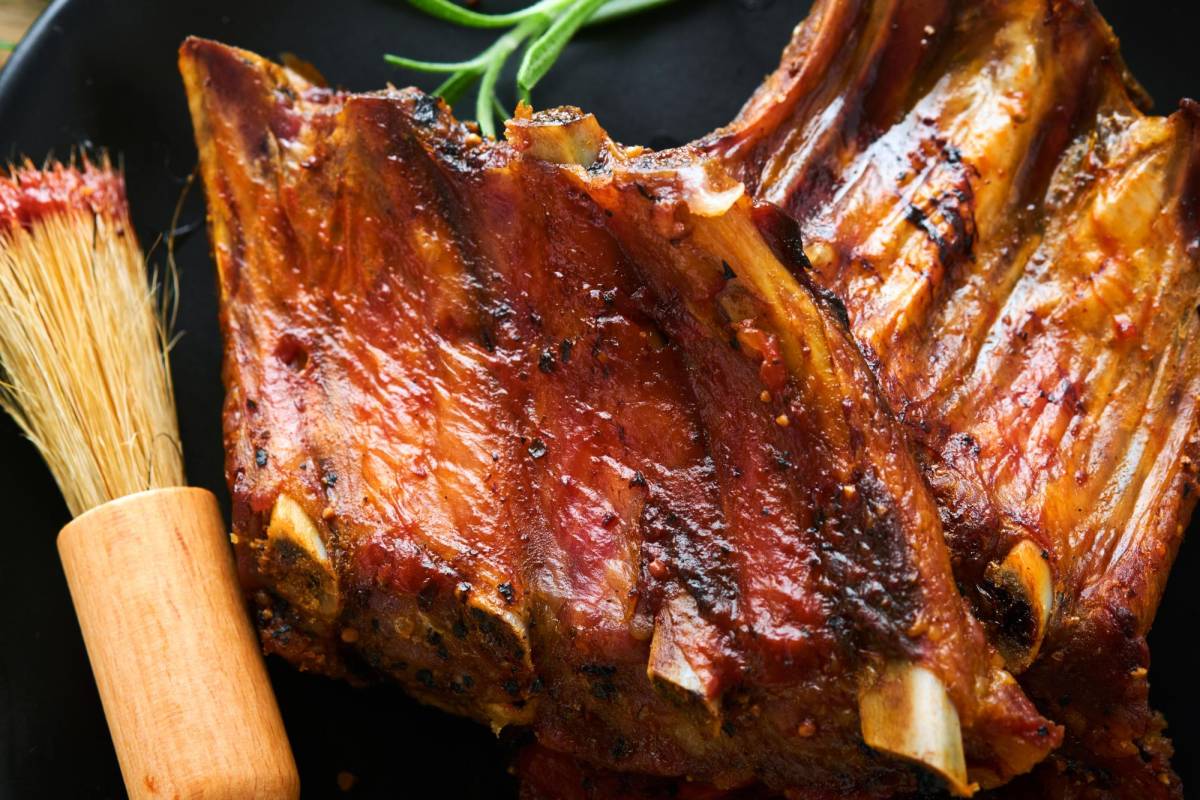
[{"x1": 0, "y1": 158, "x2": 299, "y2": 800}]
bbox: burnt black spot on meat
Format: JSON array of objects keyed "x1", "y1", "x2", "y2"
[
  {"x1": 813, "y1": 285, "x2": 851, "y2": 329},
  {"x1": 497, "y1": 581, "x2": 515, "y2": 604},
  {"x1": 580, "y1": 663, "x2": 617, "y2": 677},
  {"x1": 417, "y1": 582, "x2": 437, "y2": 611},
  {"x1": 751, "y1": 200, "x2": 810, "y2": 270},
  {"x1": 903, "y1": 152, "x2": 978, "y2": 271},
  {"x1": 954, "y1": 432, "x2": 982, "y2": 457},
  {"x1": 411, "y1": 92, "x2": 440, "y2": 127},
  {"x1": 768, "y1": 445, "x2": 794, "y2": 471},
  {"x1": 466, "y1": 607, "x2": 524, "y2": 661},
  {"x1": 980, "y1": 569, "x2": 1038, "y2": 657},
  {"x1": 811, "y1": 470, "x2": 922, "y2": 659},
  {"x1": 610, "y1": 737, "x2": 632, "y2": 760},
  {"x1": 1115, "y1": 605, "x2": 1138, "y2": 638},
  {"x1": 638, "y1": 497, "x2": 738, "y2": 622},
  {"x1": 905, "y1": 203, "x2": 942, "y2": 249}
]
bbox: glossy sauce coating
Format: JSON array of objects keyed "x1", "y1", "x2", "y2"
[
  {"x1": 707, "y1": 0, "x2": 1199, "y2": 794},
  {"x1": 181, "y1": 36, "x2": 1058, "y2": 798}
]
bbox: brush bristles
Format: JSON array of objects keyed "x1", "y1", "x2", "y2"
[{"x1": 0, "y1": 159, "x2": 183, "y2": 517}]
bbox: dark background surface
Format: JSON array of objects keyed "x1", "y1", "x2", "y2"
[{"x1": 0, "y1": 0, "x2": 1196, "y2": 797}]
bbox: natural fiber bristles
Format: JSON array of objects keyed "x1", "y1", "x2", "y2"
[{"x1": 0, "y1": 165, "x2": 183, "y2": 517}]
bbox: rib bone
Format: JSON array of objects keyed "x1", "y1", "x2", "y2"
[
  {"x1": 859, "y1": 662, "x2": 974, "y2": 797},
  {"x1": 263, "y1": 493, "x2": 339, "y2": 621},
  {"x1": 983, "y1": 539, "x2": 1054, "y2": 671}
]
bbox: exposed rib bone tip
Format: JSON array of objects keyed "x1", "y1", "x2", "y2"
[
  {"x1": 859, "y1": 663, "x2": 975, "y2": 797},
  {"x1": 985, "y1": 538, "x2": 1054, "y2": 671},
  {"x1": 647, "y1": 596, "x2": 721, "y2": 714},
  {"x1": 264, "y1": 493, "x2": 340, "y2": 619},
  {"x1": 505, "y1": 108, "x2": 606, "y2": 168}
]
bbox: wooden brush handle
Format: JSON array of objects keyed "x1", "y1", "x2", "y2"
[{"x1": 57, "y1": 487, "x2": 299, "y2": 800}]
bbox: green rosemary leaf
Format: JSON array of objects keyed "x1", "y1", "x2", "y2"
[
  {"x1": 408, "y1": 0, "x2": 571, "y2": 29},
  {"x1": 383, "y1": 54, "x2": 483, "y2": 73},
  {"x1": 492, "y1": 94, "x2": 511, "y2": 126},
  {"x1": 435, "y1": 70, "x2": 480, "y2": 104},
  {"x1": 586, "y1": 0, "x2": 675, "y2": 26},
  {"x1": 391, "y1": 0, "x2": 678, "y2": 136},
  {"x1": 516, "y1": 0, "x2": 607, "y2": 103},
  {"x1": 475, "y1": 65, "x2": 500, "y2": 138},
  {"x1": 476, "y1": 15, "x2": 546, "y2": 137},
  {"x1": 0, "y1": 41, "x2": 14, "y2": 52}
]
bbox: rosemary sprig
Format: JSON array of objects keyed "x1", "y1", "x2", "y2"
[{"x1": 386, "y1": 0, "x2": 675, "y2": 137}]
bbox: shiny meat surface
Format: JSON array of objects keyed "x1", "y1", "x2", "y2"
[
  {"x1": 181, "y1": 36, "x2": 1057, "y2": 798},
  {"x1": 509, "y1": 107, "x2": 1058, "y2": 791},
  {"x1": 705, "y1": 0, "x2": 1199, "y2": 795}
]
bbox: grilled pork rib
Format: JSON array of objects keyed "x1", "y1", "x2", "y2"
[
  {"x1": 704, "y1": 0, "x2": 1199, "y2": 795},
  {"x1": 181, "y1": 37, "x2": 1057, "y2": 798}
]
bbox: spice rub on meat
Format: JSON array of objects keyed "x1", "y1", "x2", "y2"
[
  {"x1": 181, "y1": 36, "x2": 1059, "y2": 799},
  {"x1": 705, "y1": 0, "x2": 1200, "y2": 795}
]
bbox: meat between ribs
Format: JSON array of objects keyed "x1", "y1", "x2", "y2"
[
  {"x1": 704, "y1": 0, "x2": 1200, "y2": 795},
  {"x1": 181, "y1": 36, "x2": 1056, "y2": 798}
]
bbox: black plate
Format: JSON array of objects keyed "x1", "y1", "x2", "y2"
[{"x1": 0, "y1": 1, "x2": 1196, "y2": 797}]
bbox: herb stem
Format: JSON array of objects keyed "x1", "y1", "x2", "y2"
[
  {"x1": 407, "y1": 0, "x2": 573, "y2": 29},
  {"x1": 475, "y1": 14, "x2": 545, "y2": 137},
  {"x1": 586, "y1": 0, "x2": 675, "y2": 25},
  {"x1": 516, "y1": 0, "x2": 607, "y2": 103},
  {"x1": 389, "y1": 0, "x2": 677, "y2": 137},
  {"x1": 383, "y1": 54, "x2": 485, "y2": 73},
  {"x1": 433, "y1": 69, "x2": 479, "y2": 105}
]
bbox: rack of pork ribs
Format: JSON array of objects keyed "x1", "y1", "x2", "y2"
[{"x1": 179, "y1": 0, "x2": 1199, "y2": 796}]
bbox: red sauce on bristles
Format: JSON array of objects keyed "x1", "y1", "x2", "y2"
[{"x1": 0, "y1": 156, "x2": 128, "y2": 233}]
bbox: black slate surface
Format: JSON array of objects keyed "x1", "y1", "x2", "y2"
[{"x1": 0, "y1": 1, "x2": 1195, "y2": 797}]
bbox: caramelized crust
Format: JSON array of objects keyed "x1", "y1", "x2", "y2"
[
  {"x1": 707, "y1": 0, "x2": 1198, "y2": 794},
  {"x1": 509, "y1": 107, "x2": 1057, "y2": 789},
  {"x1": 182, "y1": 39, "x2": 539, "y2": 723},
  {"x1": 182, "y1": 37, "x2": 1058, "y2": 798}
]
